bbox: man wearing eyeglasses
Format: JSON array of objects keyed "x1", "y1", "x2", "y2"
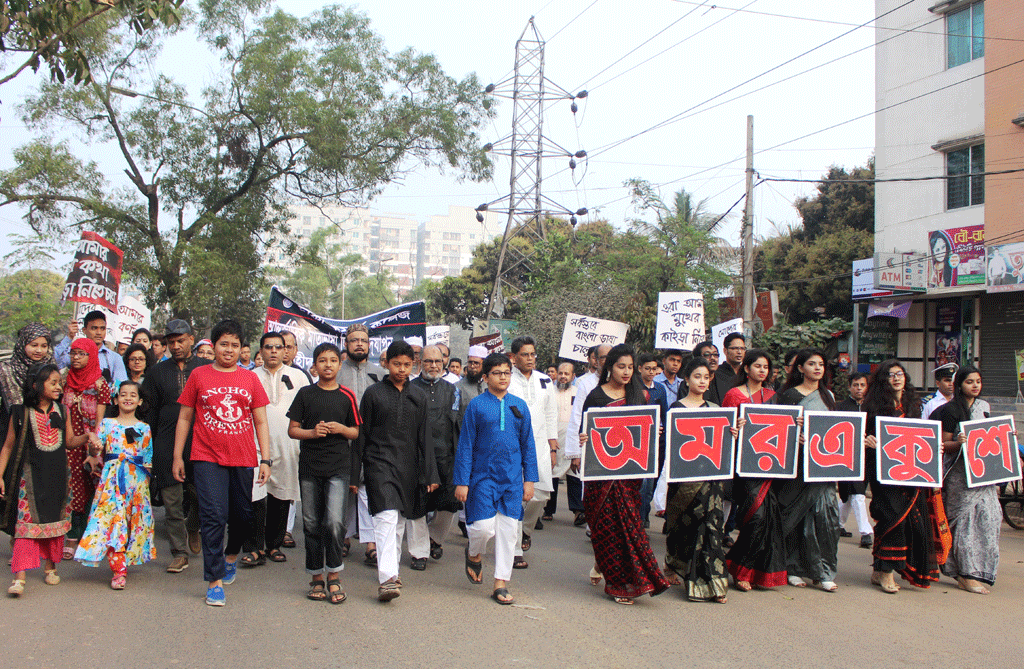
[
  {"x1": 507, "y1": 335, "x2": 558, "y2": 569},
  {"x1": 692, "y1": 341, "x2": 728, "y2": 406},
  {"x1": 564, "y1": 343, "x2": 612, "y2": 529},
  {"x1": 281, "y1": 331, "x2": 313, "y2": 384},
  {"x1": 721, "y1": 333, "x2": 746, "y2": 380}
]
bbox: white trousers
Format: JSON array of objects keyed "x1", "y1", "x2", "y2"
[
  {"x1": 652, "y1": 467, "x2": 669, "y2": 513},
  {"x1": 429, "y1": 510, "x2": 456, "y2": 546},
  {"x1": 404, "y1": 517, "x2": 431, "y2": 559},
  {"x1": 345, "y1": 486, "x2": 376, "y2": 543},
  {"x1": 515, "y1": 490, "x2": 551, "y2": 557},
  {"x1": 372, "y1": 509, "x2": 406, "y2": 583},
  {"x1": 468, "y1": 513, "x2": 518, "y2": 582},
  {"x1": 287, "y1": 500, "x2": 296, "y2": 533},
  {"x1": 839, "y1": 493, "x2": 873, "y2": 536}
]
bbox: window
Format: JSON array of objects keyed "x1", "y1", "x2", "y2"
[
  {"x1": 947, "y1": 144, "x2": 984, "y2": 209},
  {"x1": 947, "y1": 2, "x2": 983, "y2": 68}
]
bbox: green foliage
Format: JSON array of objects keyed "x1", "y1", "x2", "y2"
[
  {"x1": 344, "y1": 272, "x2": 395, "y2": 319},
  {"x1": 751, "y1": 317, "x2": 853, "y2": 368},
  {"x1": 274, "y1": 227, "x2": 364, "y2": 318},
  {"x1": 0, "y1": 269, "x2": 74, "y2": 347},
  {"x1": 755, "y1": 159, "x2": 875, "y2": 323},
  {"x1": 0, "y1": 0, "x2": 184, "y2": 89},
  {"x1": 1, "y1": 1, "x2": 494, "y2": 325}
]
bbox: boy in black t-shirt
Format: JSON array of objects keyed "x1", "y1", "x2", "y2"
[{"x1": 287, "y1": 343, "x2": 361, "y2": 604}]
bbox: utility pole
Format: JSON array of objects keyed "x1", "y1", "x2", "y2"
[{"x1": 742, "y1": 114, "x2": 755, "y2": 337}]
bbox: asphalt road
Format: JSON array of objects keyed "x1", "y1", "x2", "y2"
[{"x1": 2, "y1": 504, "x2": 1022, "y2": 669}]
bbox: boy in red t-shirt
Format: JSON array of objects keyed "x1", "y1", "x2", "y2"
[{"x1": 172, "y1": 319, "x2": 272, "y2": 607}]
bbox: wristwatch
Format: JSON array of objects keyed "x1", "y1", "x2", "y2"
[{"x1": 260, "y1": 459, "x2": 273, "y2": 467}]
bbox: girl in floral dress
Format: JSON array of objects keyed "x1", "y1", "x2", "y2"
[
  {"x1": 61, "y1": 338, "x2": 110, "y2": 558},
  {"x1": 0, "y1": 364, "x2": 79, "y2": 597},
  {"x1": 75, "y1": 381, "x2": 155, "y2": 589}
]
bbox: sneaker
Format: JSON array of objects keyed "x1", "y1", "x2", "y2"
[
  {"x1": 410, "y1": 557, "x2": 427, "y2": 571},
  {"x1": 205, "y1": 585, "x2": 226, "y2": 607},
  {"x1": 860, "y1": 534, "x2": 874, "y2": 549},
  {"x1": 188, "y1": 530, "x2": 202, "y2": 555},
  {"x1": 166, "y1": 556, "x2": 189, "y2": 573},
  {"x1": 223, "y1": 559, "x2": 238, "y2": 585}
]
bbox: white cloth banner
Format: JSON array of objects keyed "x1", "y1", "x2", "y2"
[
  {"x1": 712, "y1": 318, "x2": 743, "y2": 365},
  {"x1": 654, "y1": 292, "x2": 705, "y2": 350},
  {"x1": 558, "y1": 313, "x2": 628, "y2": 362},
  {"x1": 426, "y1": 325, "x2": 450, "y2": 347}
]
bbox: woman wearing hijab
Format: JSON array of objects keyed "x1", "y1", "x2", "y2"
[
  {"x1": 0, "y1": 323, "x2": 56, "y2": 437},
  {"x1": 60, "y1": 338, "x2": 111, "y2": 558}
]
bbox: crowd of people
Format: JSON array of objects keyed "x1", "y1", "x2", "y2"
[{"x1": 0, "y1": 314, "x2": 1008, "y2": 606}]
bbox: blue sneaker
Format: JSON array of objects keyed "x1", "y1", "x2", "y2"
[
  {"x1": 223, "y1": 560, "x2": 237, "y2": 585},
  {"x1": 206, "y1": 585, "x2": 226, "y2": 606}
]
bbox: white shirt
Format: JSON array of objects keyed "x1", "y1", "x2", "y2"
[
  {"x1": 564, "y1": 371, "x2": 600, "y2": 460},
  {"x1": 254, "y1": 364, "x2": 309, "y2": 501},
  {"x1": 508, "y1": 367, "x2": 558, "y2": 492},
  {"x1": 922, "y1": 393, "x2": 951, "y2": 421},
  {"x1": 442, "y1": 371, "x2": 461, "y2": 385}
]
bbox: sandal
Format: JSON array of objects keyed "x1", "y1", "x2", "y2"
[
  {"x1": 815, "y1": 580, "x2": 838, "y2": 593},
  {"x1": 465, "y1": 546, "x2": 483, "y2": 584},
  {"x1": 326, "y1": 577, "x2": 346, "y2": 604},
  {"x1": 956, "y1": 576, "x2": 989, "y2": 595},
  {"x1": 521, "y1": 533, "x2": 531, "y2": 552},
  {"x1": 43, "y1": 569, "x2": 60, "y2": 586},
  {"x1": 713, "y1": 595, "x2": 728, "y2": 604},
  {"x1": 430, "y1": 540, "x2": 444, "y2": 561},
  {"x1": 378, "y1": 578, "x2": 401, "y2": 602},
  {"x1": 589, "y1": 566, "x2": 603, "y2": 586},
  {"x1": 364, "y1": 548, "x2": 378, "y2": 566},
  {"x1": 613, "y1": 596, "x2": 634, "y2": 605},
  {"x1": 874, "y1": 572, "x2": 899, "y2": 594},
  {"x1": 513, "y1": 555, "x2": 528, "y2": 570},
  {"x1": 267, "y1": 549, "x2": 287, "y2": 563},
  {"x1": 491, "y1": 587, "x2": 514, "y2": 605},
  {"x1": 663, "y1": 567, "x2": 682, "y2": 586},
  {"x1": 62, "y1": 545, "x2": 75, "y2": 561},
  {"x1": 8, "y1": 579, "x2": 25, "y2": 596},
  {"x1": 239, "y1": 551, "x2": 266, "y2": 568},
  {"x1": 342, "y1": 540, "x2": 350, "y2": 559},
  {"x1": 110, "y1": 574, "x2": 126, "y2": 590},
  {"x1": 787, "y1": 575, "x2": 807, "y2": 588},
  {"x1": 281, "y1": 532, "x2": 296, "y2": 548},
  {"x1": 734, "y1": 580, "x2": 752, "y2": 592},
  {"x1": 307, "y1": 579, "x2": 327, "y2": 601}
]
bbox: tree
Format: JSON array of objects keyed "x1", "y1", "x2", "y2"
[
  {"x1": 1, "y1": 0, "x2": 183, "y2": 90},
  {"x1": 0, "y1": 268, "x2": 73, "y2": 347},
  {"x1": 1, "y1": 2, "x2": 494, "y2": 323},
  {"x1": 344, "y1": 271, "x2": 395, "y2": 320},
  {"x1": 274, "y1": 228, "x2": 364, "y2": 319},
  {"x1": 754, "y1": 159, "x2": 875, "y2": 322}
]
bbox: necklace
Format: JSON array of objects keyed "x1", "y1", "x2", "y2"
[{"x1": 30, "y1": 408, "x2": 62, "y2": 452}]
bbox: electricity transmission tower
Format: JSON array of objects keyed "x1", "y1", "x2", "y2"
[{"x1": 477, "y1": 18, "x2": 588, "y2": 326}]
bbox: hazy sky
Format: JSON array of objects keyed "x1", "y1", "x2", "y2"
[{"x1": 0, "y1": 0, "x2": 877, "y2": 266}]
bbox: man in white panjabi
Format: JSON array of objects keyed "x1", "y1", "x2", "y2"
[
  {"x1": 507, "y1": 335, "x2": 558, "y2": 569},
  {"x1": 565, "y1": 344, "x2": 612, "y2": 528}
]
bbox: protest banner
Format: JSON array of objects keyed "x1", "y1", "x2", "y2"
[
  {"x1": 711, "y1": 318, "x2": 743, "y2": 365},
  {"x1": 875, "y1": 417, "x2": 942, "y2": 488},
  {"x1": 264, "y1": 286, "x2": 426, "y2": 370},
  {"x1": 654, "y1": 292, "x2": 705, "y2": 351},
  {"x1": 962, "y1": 416, "x2": 1021, "y2": 488},
  {"x1": 426, "y1": 325, "x2": 450, "y2": 347},
  {"x1": 665, "y1": 407, "x2": 736, "y2": 482},
  {"x1": 113, "y1": 296, "x2": 152, "y2": 345},
  {"x1": 580, "y1": 405, "x2": 660, "y2": 481},
  {"x1": 62, "y1": 231, "x2": 124, "y2": 312},
  {"x1": 469, "y1": 331, "x2": 505, "y2": 354},
  {"x1": 557, "y1": 313, "x2": 628, "y2": 362},
  {"x1": 803, "y1": 411, "x2": 865, "y2": 482},
  {"x1": 736, "y1": 404, "x2": 802, "y2": 479}
]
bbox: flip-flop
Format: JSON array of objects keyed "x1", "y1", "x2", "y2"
[
  {"x1": 465, "y1": 546, "x2": 483, "y2": 584},
  {"x1": 491, "y1": 587, "x2": 514, "y2": 605}
]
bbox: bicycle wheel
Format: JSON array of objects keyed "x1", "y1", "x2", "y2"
[{"x1": 1003, "y1": 499, "x2": 1024, "y2": 530}]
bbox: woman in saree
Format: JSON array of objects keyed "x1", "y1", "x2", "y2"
[
  {"x1": 933, "y1": 365, "x2": 1002, "y2": 594},
  {"x1": 663, "y1": 357, "x2": 728, "y2": 603},
  {"x1": 576, "y1": 344, "x2": 670, "y2": 605},
  {"x1": 721, "y1": 349, "x2": 786, "y2": 592},
  {"x1": 863, "y1": 358, "x2": 936, "y2": 594},
  {"x1": 774, "y1": 348, "x2": 841, "y2": 592}
]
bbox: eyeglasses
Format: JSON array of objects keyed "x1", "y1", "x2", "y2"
[
  {"x1": 888, "y1": 371, "x2": 905, "y2": 379},
  {"x1": 70, "y1": 350, "x2": 89, "y2": 358},
  {"x1": 422, "y1": 359, "x2": 443, "y2": 365},
  {"x1": 263, "y1": 344, "x2": 284, "y2": 351},
  {"x1": 700, "y1": 351, "x2": 717, "y2": 359},
  {"x1": 517, "y1": 352, "x2": 537, "y2": 358},
  {"x1": 488, "y1": 371, "x2": 511, "y2": 378},
  {"x1": 128, "y1": 356, "x2": 147, "y2": 363},
  {"x1": 727, "y1": 346, "x2": 746, "y2": 352}
]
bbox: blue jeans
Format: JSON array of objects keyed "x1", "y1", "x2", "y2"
[
  {"x1": 193, "y1": 461, "x2": 254, "y2": 582},
  {"x1": 300, "y1": 475, "x2": 350, "y2": 575}
]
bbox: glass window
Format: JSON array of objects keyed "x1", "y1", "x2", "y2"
[
  {"x1": 948, "y1": 3, "x2": 984, "y2": 68},
  {"x1": 947, "y1": 144, "x2": 984, "y2": 209}
]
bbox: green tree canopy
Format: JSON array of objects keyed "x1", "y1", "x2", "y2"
[
  {"x1": 1, "y1": 1, "x2": 494, "y2": 325},
  {"x1": 0, "y1": 268, "x2": 73, "y2": 347}
]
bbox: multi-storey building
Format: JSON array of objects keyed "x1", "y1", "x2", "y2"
[
  {"x1": 869, "y1": 0, "x2": 1023, "y2": 407},
  {"x1": 265, "y1": 204, "x2": 501, "y2": 297}
]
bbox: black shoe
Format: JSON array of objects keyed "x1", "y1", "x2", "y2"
[
  {"x1": 534, "y1": 518, "x2": 544, "y2": 531},
  {"x1": 839, "y1": 529, "x2": 853, "y2": 538},
  {"x1": 542, "y1": 514, "x2": 554, "y2": 521},
  {"x1": 410, "y1": 557, "x2": 427, "y2": 571},
  {"x1": 860, "y1": 534, "x2": 873, "y2": 549},
  {"x1": 513, "y1": 555, "x2": 528, "y2": 569},
  {"x1": 573, "y1": 511, "x2": 586, "y2": 527},
  {"x1": 458, "y1": 520, "x2": 468, "y2": 538},
  {"x1": 429, "y1": 540, "x2": 443, "y2": 560}
]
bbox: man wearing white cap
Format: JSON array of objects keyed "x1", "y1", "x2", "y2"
[{"x1": 922, "y1": 362, "x2": 958, "y2": 420}]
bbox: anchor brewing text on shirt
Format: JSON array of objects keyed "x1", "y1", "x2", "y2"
[
  {"x1": 557, "y1": 313, "x2": 628, "y2": 363},
  {"x1": 580, "y1": 405, "x2": 660, "y2": 481},
  {"x1": 875, "y1": 417, "x2": 943, "y2": 488},
  {"x1": 961, "y1": 415, "x2": 1021, "y2": 488},
  {"x1": 654, "y1": 292, "x2": 705, "y2": 350}
]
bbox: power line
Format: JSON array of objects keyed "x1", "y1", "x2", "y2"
[
  {"x1": 548, "y1": 0, "x2": 600, "y2": 41},
  {"x1": 761, "y1": 167, "x2": 1024, "y2": 184}
]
